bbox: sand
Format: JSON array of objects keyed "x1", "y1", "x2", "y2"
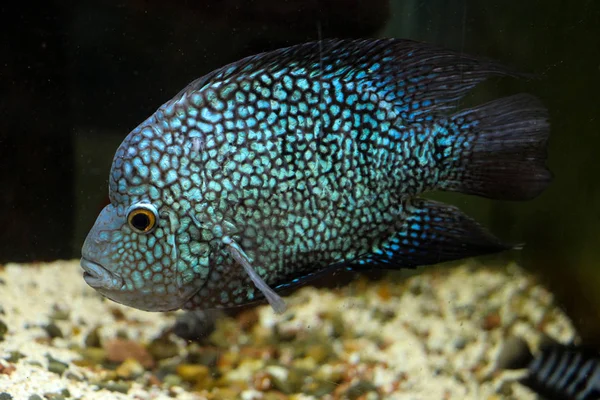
[{"x1": 0, "y1": 260, "x2": 577, "y2": 399}]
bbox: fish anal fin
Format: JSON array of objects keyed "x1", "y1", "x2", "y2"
[{"x1": 351, "y1": 198, "x2": 511, "y2": 269}]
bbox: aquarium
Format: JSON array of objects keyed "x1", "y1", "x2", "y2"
[{"x1": 1, "y1": 1, "x2": 599, "y2": 399}]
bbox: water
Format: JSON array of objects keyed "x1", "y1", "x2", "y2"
[{"x1": 0, "y1": 0, "x2": 598, "y2": 398}]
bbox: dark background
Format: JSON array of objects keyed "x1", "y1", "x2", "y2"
[{"x1": 1, "y1": 1, "x2": 599, "y2": 343}]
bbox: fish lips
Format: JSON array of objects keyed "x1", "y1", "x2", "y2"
[{"x1": 80, "y1": 258, "x2": 123, "y2": 289}]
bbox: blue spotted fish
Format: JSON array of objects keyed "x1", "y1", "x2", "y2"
[{"x1": 80, "y1": 38, "x2": 551, "y2": 314}]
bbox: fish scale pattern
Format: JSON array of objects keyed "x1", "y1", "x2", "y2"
[{"x1": 107, "y1": 40, "x2": 474, "y2": 307}]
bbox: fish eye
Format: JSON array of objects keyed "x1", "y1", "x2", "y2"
[{"x1": 126, "y1": 203, "x2": 158, "y2": 234}]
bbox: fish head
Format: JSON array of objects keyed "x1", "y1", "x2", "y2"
[{"x1": 81, "y1": 120, "x2": 212, "y2": 312}]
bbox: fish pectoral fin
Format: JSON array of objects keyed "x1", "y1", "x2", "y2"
[
  {"x1": 222, "y1": 236, "x2": 287, "y2": 314},
  {"x1": 351, "y1": 198, "x2": 513, "y2": 269}
]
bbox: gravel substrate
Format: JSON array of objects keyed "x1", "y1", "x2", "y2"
[{"x1": 0, "y1": 260, "x2": 576, "y2": 399}]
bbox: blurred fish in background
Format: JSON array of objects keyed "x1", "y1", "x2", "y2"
[{"x1": 498, "y1": 335, "x2": 600, "y2": 400}]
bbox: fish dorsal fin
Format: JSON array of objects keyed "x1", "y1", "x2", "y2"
[{"x1": 172, "y1": 38, "x2": 518, "y2": 122}]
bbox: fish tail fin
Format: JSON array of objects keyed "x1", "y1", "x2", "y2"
[{"x1": 439, "y1": 93, "x2": 552, "y2": 201}]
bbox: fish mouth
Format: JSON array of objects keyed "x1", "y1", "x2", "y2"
[{"x1": 80, "y1": 258, "x2": 123, "y2": 289}]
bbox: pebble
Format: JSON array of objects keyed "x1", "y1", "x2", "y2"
[
  {"x1": 252, "y1": 370, "x2": 272, "y2": 391},
  {"x1": 77, "y1": 347, "x2": 106, "y2": 366},
  {"x1": 147, "y1": 335, "x2": 180, "y2": 361},
  {"x1": 46, "y1": 355, "x2": 69, "y2": 376},
  {"x1": 265, "y1": 365, "x2": 301, "y2": 394},
  {"x1": 217, "y1": 351, "x2": 240, "y2": 370},
  {"x1": 44, "y1": 322, "x2": 63, "y2": 339},
  {"x1": 314, "y1": 364, "x2": 345, "y2": 383},
  {"x1": 236, "y1": 308, "x2": 260, "y2": 331},
  {"x1": 95, "y1": 381, "x2": 131, "y2": 394},
  {"x1": 64, "y1": 371, "x2": 84, "y2": 382},
  {"x1": 0, "y1": 319, "x2": 7, "y2": 341},
  {"x1": 304, "y1": 379, "x2": 337, "y2": 396},
  {"x1": 49, "y1": 308, "x2": 70, "y2": 321},
  {"x1": 186, "y1": 345, "x2": 220, "y2": 366},
  {"x1": 305, "y1": 343, "x2": 331, "y2": 364},
  {"x1": 115, "y1": 358, "x2": 145, "y2": 379},
  {"x1": 109, "y1": 307, "x2": 126, "y2": 321},
  {"x1": 5, "y1": 351, "x2": 25, "y2": 363},
  {"x1": 104, "y1": 338, "x2": 154, "y2": 368},
  {"x1": 84, "y1": 327, "x2": 102, "y2": 348},
  {"x1": 209, "y1": 318, "x2": 241, "y2": 347},
  {"x1": 210, "y1": 388, "x2": 241, "y2": 400},
  {"x1": 346, "y1": 380, "x2": 380, "y2": 400},
  {"x1": 453, "y1": 336, "x2": 468, "y2": 350},
  {"x1": 0, "y1": 363, "x2": 16, "y2": 376},
  {"x1": 42, "y1": 393, "x2": 67, "y2": 400},
  {"x1": 163, "y1": 374, "x2": 183, "y2": 387},
  {"x1": 27, "y1": 361, "x2": 42, "y2": 368},
  {"x1": 176, "y1": 364, "x2": 209, "y2": 383},
  {"x1": 482, "y1": 311, "x2": 502, "y2": 330}
]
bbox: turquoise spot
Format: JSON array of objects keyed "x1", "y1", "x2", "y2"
[
  {"x1": 201, "y1": 108, "x2": 221, "y2": 123},
  {"x1": 196, "y1": 121, "x2": 213, "y2": 134},
  {"x1": 170, "y1": 117, "x2": 182, "y2": 130},
  {"x1": 150, "y1": 165, "x2": 161, "y2": 182},
  {"x1": 274, "y1": 87, "x2": 287, "y2": 101},
  {"x1": 283, "y1": 75, "x2": 293, "y2": 90},
  {"x1": 221, "y1": 83, "x2": 237, "y2": 97},
  {"x1": 165, "y1": 170, "x2": 177, "y2": 184},
  {"x1": 272, "y1": 67, "x2": 288, "y2": 79},
  {"x1": 132, "y1": 270, "x2": 142, "y2": 285},
  {"x1": 297, "y1": 78, "x2": 309, "y2": 91},
  {"x1": 260, "y1": 74, "x2": 272, "y2": 85},
  {"x1": 311, "y1": 81, "x2": 320, "y2": 93},
  {"x1": 291, "y1": 90, "x2": 302, "y2": 102},
  {"x1": 236, "y1": 91, "x2": 246, "y2": 102},
  {"x1": 191, "y1": 93, "x2": 202, "y2": 106},
  {"x1": 208, "y1": 97, "x2": 224, "y2": 111}
]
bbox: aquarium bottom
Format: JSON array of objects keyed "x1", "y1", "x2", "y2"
[{"x1": 0, "y1": 259, "x2": 576, "y2": 400}]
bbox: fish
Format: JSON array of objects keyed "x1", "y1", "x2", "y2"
[
  {"x1": 499, "y1": 336, "x2": 600, "y2": 400},
  {"x1": 80, "y1": 38, "x2": 551, "y2": 314}
]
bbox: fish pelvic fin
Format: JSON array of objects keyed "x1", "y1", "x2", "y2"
[
  {"x1": 349, "y1": 198, "x2": 510, "y2": 269},
  {"x1": 223, "y1": 236, "x2": 287, "y2": 314},
  {"x1": 439, "y1": 93, "x2": 552, "y2": 201}
]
